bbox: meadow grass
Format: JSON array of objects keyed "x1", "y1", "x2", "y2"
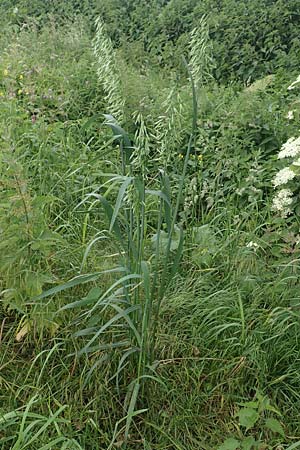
[{"x1": 1, "y1": 11, "x2": 300, "y2": 450}]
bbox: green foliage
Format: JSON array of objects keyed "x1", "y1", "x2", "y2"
[
  {"x1": 200, "y1": 0, "x2": 300, "y2": 83},
  {"x1": 1, "y1": 3, "x2": 300, "y2": 449},
  {"x1": 218, "y1": 438, "x2": 240, "y2": 450},
  {"x1": 191, "y1": 76, "x2": 292, "y2": 212},
  {"x1": 3, "y1": 0, "x2": 300, "y2": 84},
  {"x1": 189, "y1": 225, "x2": 218, "y2": 267},
  {"x1": 218, "y1": 393, "x2": 285, "y2": 449},
  {"x1": 1, "y1": 0, "x2": 99, "y2": 25},
  {"x1": 0, "y1": 395, "x2": 82, "y2": 449},
  {"x1": 0, "y1": 154, "x2": 60, "y2": 334},
  {"x1": 90, "y1": 0, "x2": 300, "y2": 83}
]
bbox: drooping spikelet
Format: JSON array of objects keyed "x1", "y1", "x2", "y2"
[
  {"x1": 189, "y1": 15, "x2": 215, "y2": 88},
  {"x1": 93, "y1": 17, "x2": 124, "y2": 122}
]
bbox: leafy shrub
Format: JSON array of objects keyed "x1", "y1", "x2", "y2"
[{"x1": 87, "y1": 0, "x2": 300, "y2": 84}]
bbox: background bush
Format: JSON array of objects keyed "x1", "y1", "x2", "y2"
[{"x1": 2, "y1": 0, "x2": 300, "y2": 84}]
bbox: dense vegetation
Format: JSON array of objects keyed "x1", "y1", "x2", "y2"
[{"x1": 1, "y1": 1, "x2": 300, "y2": 449}]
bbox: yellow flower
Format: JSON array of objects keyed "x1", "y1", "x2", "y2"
[
  {"x1": 198, "y1": 154, "x2": 203, "y2": 161},
  {"x1": 178, "y1": 153, "x2": 184, "y2": 159},
  {"x1": 3, "y1": 69, "x2": 8, "y2": 76},
  {"x1": 17, "y1": 89, "x2": 23, "y2": 95},
  {"x1": 0, "y1": 91, "x2": 4, "y2": 97},
  {"x1": 19, "y1": 74, "x2": 23, "y2": 80}
]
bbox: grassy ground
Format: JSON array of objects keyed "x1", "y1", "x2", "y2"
[{"x1": 1, "y1": 11, "x2": 300, "y2": 450}]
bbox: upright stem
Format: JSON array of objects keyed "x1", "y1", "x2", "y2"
[{"x1": 153, "y1": 59, "x2": 198, "y2": 344}]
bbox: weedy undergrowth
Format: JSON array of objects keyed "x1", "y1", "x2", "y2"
[
  {"x1": 0, "y1": 395, "x2": 83, "y2": 450},
  {"x1": 217, "y1": 392, "x2": 300, "y2": 450},
  {"x1": 0, "y1": 153, "x2": 60, "y2": 340}
]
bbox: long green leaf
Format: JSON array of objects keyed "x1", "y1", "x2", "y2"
[
  {"x1": 125, "y1": 381, "x2": 141, "y2": 441},
  {"x1": 80, "y1": 234, "x2": 107, "y2": 272},
  {"x1": 110, "y1": 176, "x2": 133, "y2": 231},
  {"x1": 22, "y1": 406, "x2": 67, "y2": 449},
  {"x1": 33, "y1": 267, "x2": 126, "y2": 301},
  {"x1": 112, "y1": 347, "x2": 140, "y2": 393},
  {"x1": 78, "y1": 305, "x2": 140, "y2": 355},
  {"x1": 97, "y1": 195, "x2": 125, "y2": 246},
  {"x1": 88, "y1": 273, "x2": 142, "y2": 316},
  {"x1": 145, "y1": 189, "x2": 171, "y2": 206},
  {"x1": 170, "y1": 225, "x2": 184, "y2": 279},
  {"x1": 59, "y1": 287, "x2": 102, "y2": 312}
]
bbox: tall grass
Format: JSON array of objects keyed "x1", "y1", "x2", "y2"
[{"x1": 0, "y1": 395, "x2": 83, "y2": 450}]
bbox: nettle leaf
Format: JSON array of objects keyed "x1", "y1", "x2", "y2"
[
  {"x1": 265, "y1": 418, "x2": 285, "y2": 437},
  {"x1": 191, "y1": 224, "x2": 218, "y2": 267},
  {"x1": 151, "y1": 225, "x2": 181, "y2": 253},
  {"x1": 217, "y1": 438, "x2": 240, "y2": 450},
  {"x1": 25, "y1": 271, "x2": 52, "y2": 297},
  {"x1": 192, "y1": 224, "x2": 217, "y2": 248},
  {"x1": 264, "y1": 404, "x2": 282, "y2": 416},
  {"x1": 241, "y1": 436, "x2": 256, "y2": 450},
  {"x1": 238, "y1": 408, "x2": 259, "y2": 429}
]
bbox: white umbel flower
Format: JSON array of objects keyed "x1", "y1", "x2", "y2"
[
  {"x1": 288, "y1": 75, "x2": 300, "y2": 90},
  {"x1": 272, "y1": 188, "x2": 293, "y2": 217},
  {"x1": 246, "y1": 241, "x2": 260, "y2": 250},
  {"x1": 293, "y1": 158, "x2": 300, "y2": 166},
  {"x1": 286, "y1": 110, "x2": 295, "y2": 120},
  {"x1": 277, "y1": 137, "x2": 300, "y2": 159},
  {"x1": 273, "y1": 167, "x2": 296, "y2": 187}
]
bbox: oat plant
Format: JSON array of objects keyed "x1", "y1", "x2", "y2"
[{"x1": 34, "y1": 60, "x2": 197, "y2": 446}]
